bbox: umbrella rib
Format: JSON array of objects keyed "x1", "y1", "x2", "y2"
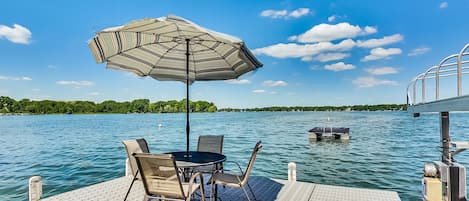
[
  {"x1": 193, "y1": 42, "x2": 234, "y2": 72},
  {"x1": 151, "y1": 42, "x2": 185, "y2": 73},
  {"x1": 101, "y1": 33, "x2": 181, "y2": 63},
  {"x1": 104, "y1": 30, "x2": 237, "y2": 47},
  {"x1": 129, "y1": 22, "x2": 174, "y2": 33}
]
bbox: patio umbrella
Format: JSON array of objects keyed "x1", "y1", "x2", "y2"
[{"x1": 88, "y1": 15, "x2": 262, "y2": 155}]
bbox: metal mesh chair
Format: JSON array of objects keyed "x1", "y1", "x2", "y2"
[
  {"x1": 134, "y1": 153, "x2": 205, "y2": 201},
  {"x1": 195, "y1": 135, "x2": 224, "y2": 173},
  {"x1": 122, "y1": 138, "x2": 150, "y2": 201},
  {"x1": 122, "y1": 139, "x2": 150, "y2": 179},
  {"x1": 209, "y1": 141, "x2": 262, "y2": 201},
  {"x1": 197, "y1": 135, "x2": 224, "y2": 154}
]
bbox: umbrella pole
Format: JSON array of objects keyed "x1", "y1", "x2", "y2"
[{"x1": 185, "y1": 39, "x2": 190, "y2": 157}]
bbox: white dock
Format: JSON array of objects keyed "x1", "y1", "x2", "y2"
[{"x1": 37, "y1": 175, "x2": 400, "y2": 201}]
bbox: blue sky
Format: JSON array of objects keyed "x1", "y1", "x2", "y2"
[{"x1": 1, "y1": 0, "x2": 469, "y2": 108}]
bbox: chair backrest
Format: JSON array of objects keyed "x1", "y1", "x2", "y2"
[
  {"x1": 122, "y1": 138, "x2": 150, "y2": 179},
  {"x1": 241, "y1": 141, "x2": 262, "y2": 186},
  {"x1": 197, "y1": 135, "x2": 224, "y2": 154},
  {"x1": 133, "y1": 153, "x2": 186, "y2": 199}
]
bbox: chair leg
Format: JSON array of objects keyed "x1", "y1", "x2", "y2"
[
  {"x1": 210, "y1": 180, "x2": 214, "y2": 201},
  {"x1": 199, "y1": 184, "x2": 205, "y2": 201},
  {"x1": 246, "y1": 182, "x2": 257, "y2": 201},
  {"x1": 240, "y1": 185, "x2": 252, "y2": 201}
]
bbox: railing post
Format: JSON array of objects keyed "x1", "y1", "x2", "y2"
[
  {"x1": 436, "y1": 65, "x2": 441, "y2": 100},
  {"x1": 457, "y1": 44, "x2": 469, "y2": 96},
  {"x1": 413, "y1": 82, "x2": 417, "y2": 105},
  {"x1": 29, "y1": 176, "x2": 42, "y2": 201},
  {"x1": 288, "y1": 162, "x2": 296, "y2": 182},
  {"x1": 422, "y1": 79, "x2": 426, "y2": 103}
]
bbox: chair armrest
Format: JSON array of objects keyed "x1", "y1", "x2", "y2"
[{"x1": 223, "y1": 161, "x2": 245, "y2": 175}]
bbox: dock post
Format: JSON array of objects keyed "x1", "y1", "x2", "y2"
[
  {"x1": 288, "y1": 162, "x2": 297, "y2": 182},
  {"x1": 125, "y1": 158, "x2": 131, "y2": 177},
  {"x1": 28, "y1": 176, "x2": 42, "y2": 201},
  {"x1": 440, "y1": 112, "x2": 451, "y2": 164}
]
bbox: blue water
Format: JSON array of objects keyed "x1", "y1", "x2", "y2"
[{"x1": 2, "y1": 111, "x2": 469, "y2": 201}]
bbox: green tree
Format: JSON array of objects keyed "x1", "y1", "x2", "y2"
[{"x1": 0, "y1": 96, "x2": 17, "y2": 113}]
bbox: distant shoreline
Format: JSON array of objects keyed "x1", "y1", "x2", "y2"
[{"x1": 0, "y1": 96, "x2": 406, "y2": 115}]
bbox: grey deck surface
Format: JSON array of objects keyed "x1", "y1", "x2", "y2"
[{"x1": 40, "y1": 176, "x2": 401, "y2": 201}]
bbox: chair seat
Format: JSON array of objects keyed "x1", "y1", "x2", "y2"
[
  {"x1": 193, "y1": 164, "x2": 223, "y2": 174},
  {"x1": 148, "y1": 181, "x2": 200, "y2": 199},
  {"x1": 211, "y1": 172, "x2": 244, "y2": 188}
]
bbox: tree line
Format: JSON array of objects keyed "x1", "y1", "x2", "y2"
[
  {"x1": 0, "y1": 96, "x2": 406, "y2": 114},
  {"x1": 0, "y1": 96, "x2": 217, "y2": 114},
  {"x1": 218, "y1": 104, "x2": 407, "y2": 112}
]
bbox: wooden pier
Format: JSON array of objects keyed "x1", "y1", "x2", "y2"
[{"x1": 37, "y1": 175, "x2": 401, "y2": 201}]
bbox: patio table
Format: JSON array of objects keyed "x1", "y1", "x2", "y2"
[{"x1": 167, "y1": 151, "x2": 226, "y2": 199}]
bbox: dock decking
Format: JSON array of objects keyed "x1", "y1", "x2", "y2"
[{"x1": 39, "y1": 176, "x2": 401, "y2": 201}]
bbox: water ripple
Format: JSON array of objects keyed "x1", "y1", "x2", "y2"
[{"x1": 1, "y1": 112, "x2": 468, "y2": 201}]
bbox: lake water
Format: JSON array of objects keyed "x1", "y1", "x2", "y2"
[{"x1": 2, "y1": 111, "x2": 469, "y2": 201}]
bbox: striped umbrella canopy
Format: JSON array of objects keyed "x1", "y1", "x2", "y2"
[{"x1": 88, "y1": 15, "x2": 262, "y2": 155}]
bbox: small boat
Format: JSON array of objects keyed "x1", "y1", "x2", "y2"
[{"x1": 308, "y1": 127, "x2": 350, "y2": 141}]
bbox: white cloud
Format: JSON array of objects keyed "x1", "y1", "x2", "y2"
[
  {"x1": 353, "y1": 76, "x2": 397, "y2": 88},
  {"x1": 260, "y1": 8, "x2": 311, "y2": 19},
  {"x1": 357, "y1": 34, "x2": 404, "y2": 48},
  {"x1": 289, "y1": 8, "x2": 311, "y2": 18},
  {"x1": 288, "y1": 23, "x2": 377, "y2": 43},
  {"x1": 362, "y1": 47, "x2": 402, "y2": 61},
  {"x1": 56, "y1": 80, "x2": 94, "y2": 86},
  {"x1": 224, "y1": 79, "x2": 251, "y2": 84},
  {"x1": 408, "y1": 47, "x2": 431, "y2": 56},
  {"x1": 314, "y1": 53, "x2": 350, "y2": 62},
  {"x1": 0, "y1": 75, "x2": 32, "y2": 81},
  {"x1": 301, "y1": 56, "x2": 313, "y2": 61},
  {"x1": 269, "y1": 91, "x2": 277, "y2": 94},
  {"x1": 364, "y1": 26, "x2": 377, "y2": 34},
  {"x1": 0, "y1": 24, "x2": 32, "y2": 44},
  {"x1": 253, "y1": 89, "x2": 266, "y2": 93},
  {"x1": 263, "y1": 80, "x2": 288, "y2": 87},
  {"x1": 260, "y1": 9, "x2": 288, "y2": 18},
  {"x1": 324, "y1": 62, "x2": 355, "y2": 72},
  {"x1": 253, "y1": 39, "x2": 355, "y2": 58},
  {"x1": 88, "y1": 92, "x2": 99, "y2": 96},
  {"x1": 440, "y1": 2, "x2": 448, "y2": 9},
  {"x1": 365, "y1": 67, "x2": 398, "y2": 75},
  {"x1": 328, "y1": 15, "x2": 336, "y2": 22}
]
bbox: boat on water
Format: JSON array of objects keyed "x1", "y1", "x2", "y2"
[
  {"x1": 308, "y1": 127, "x2": 350, "y2": 141},
  {"x1": 407, "y1": 43, "x2": 469, "y2": 201}
]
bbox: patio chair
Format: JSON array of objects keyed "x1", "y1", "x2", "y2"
[
  {"x1": 122, "y1": 138, "x2": 150, "y2": 201},
  {"x1": 123, "y1": 138, "x2": 150, "y2": 178},
  {"x1": 197, "y1": 135, "x2": 224, "y2": 154},
  {"x1": 133, "y1": 153, "x2": 205, "y2": 201},
  {"x1": 209, "y1": 141, "x2": 262, "y2": 201},
  {"x1": 196, "y1": 135, "x2": 224, "y2": 173}
]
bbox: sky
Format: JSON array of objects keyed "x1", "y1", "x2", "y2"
[{"x1": 1, "y1": 0, "x2": 469, "y2": 108}]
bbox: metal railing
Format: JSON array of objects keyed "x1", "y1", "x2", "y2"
[{"x1": 407, "y1": 43, "x2": 469, "y2": 105}]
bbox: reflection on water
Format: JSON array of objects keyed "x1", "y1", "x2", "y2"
[{"x1": 1, "y1": 111, "x2": 468, "y2": 201}]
